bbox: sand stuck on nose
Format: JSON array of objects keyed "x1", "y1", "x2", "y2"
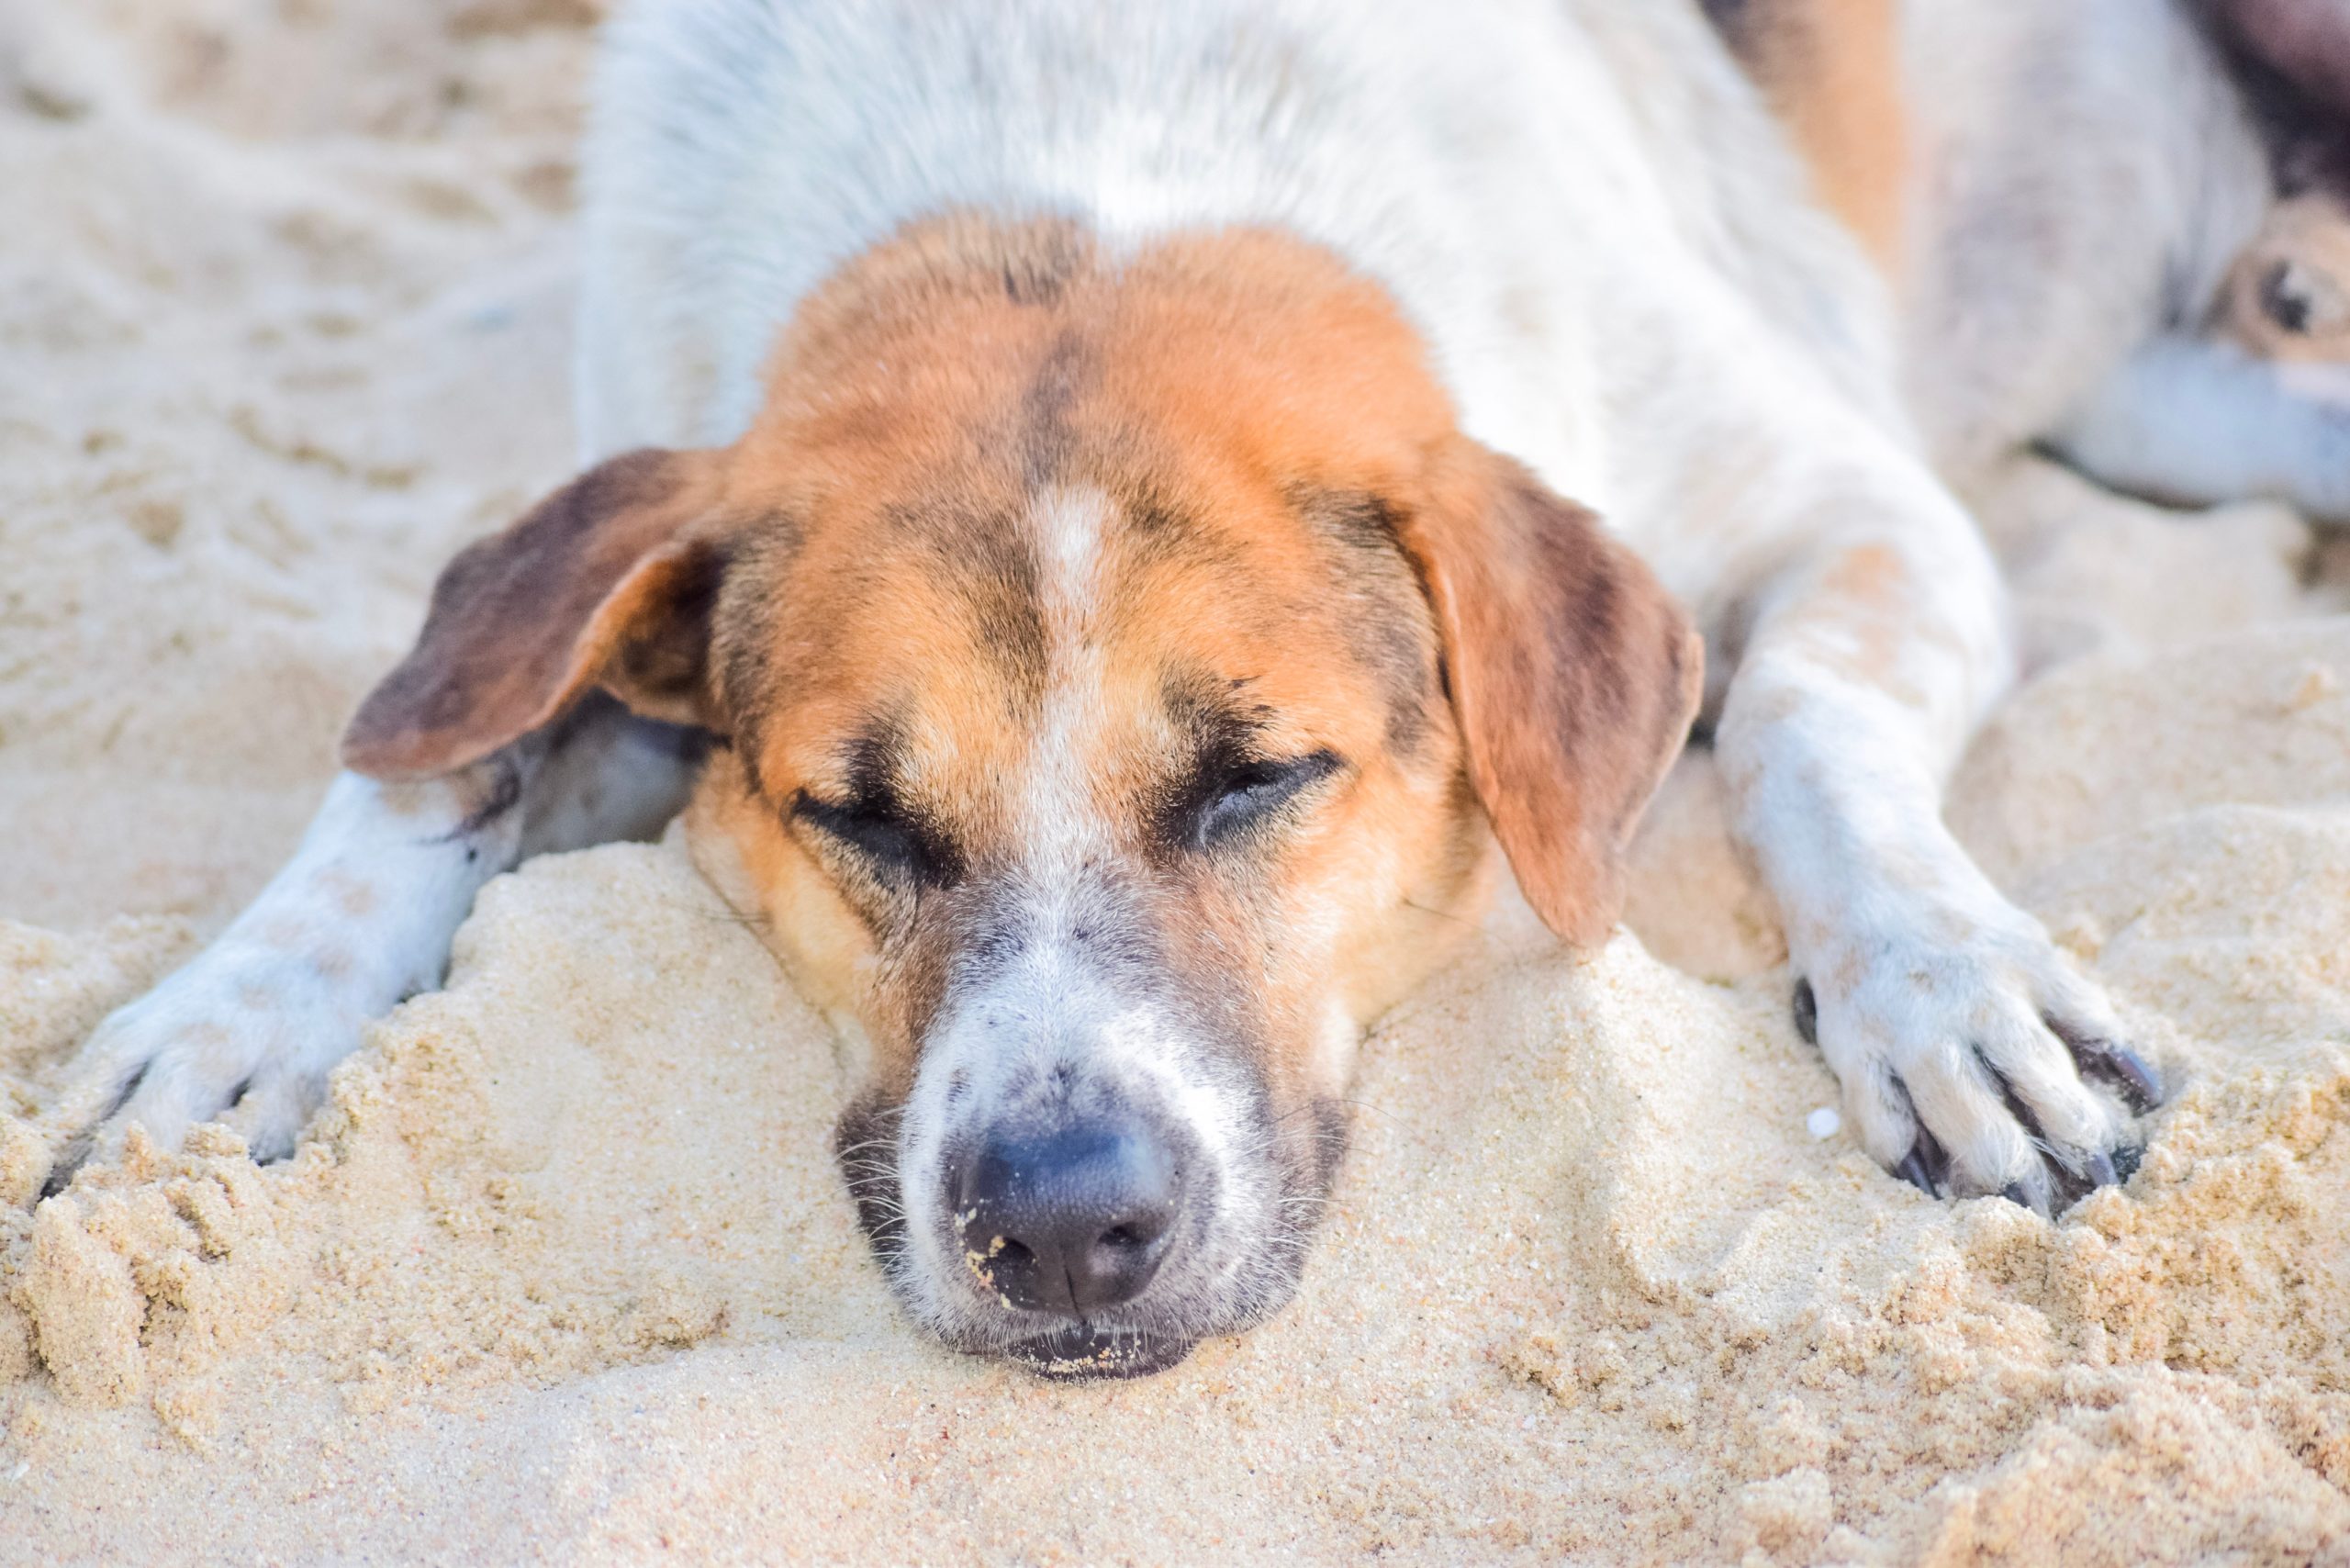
[{"x1": 2, "y1": 3, "x2": 2348, "y2": 1562}]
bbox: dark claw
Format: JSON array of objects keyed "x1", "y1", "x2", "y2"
[
  {"x1": 2091, "y1": 1046, "x2": 2165, "y2": 1115},
  {"x1": 1792, "y1": 978, "x2": 1818, "y2": 1047},
  {"x1": 1998, "y1": 1179, "x2": 2053, "y2": 1219},
  {"x1": 2048, "y1": 1146, "x2": 2121, "y2": 1214},
  {"x1": 39, "y1": 1131, "x2": 98, "y2": 1202},
  {"x1": 1896, "y1": 1146, "x2": 1938, "y2": 1196},
  {"x1": 1980, "y1": 1045, "x2": 2047, "y2": 1146},
  {"x1": 2048, "y1": 1022, "x2": 2165, "y2": 1115}
]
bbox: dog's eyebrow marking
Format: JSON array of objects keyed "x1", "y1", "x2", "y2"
[
  {"x1": 842, "y1": 726, "x2": 909, "y2": 811},
  {"x1": 1160, "y1": 666, "x2": 1268, "y2": 754}
]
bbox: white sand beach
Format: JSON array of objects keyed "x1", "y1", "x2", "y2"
[{"x1": 3, "y1": 4, "x2": 2346, "y2": 1561}]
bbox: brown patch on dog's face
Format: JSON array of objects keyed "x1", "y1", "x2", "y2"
[{"x1": 346, "y1": 215, "x2": 1695, "y2": 1375}]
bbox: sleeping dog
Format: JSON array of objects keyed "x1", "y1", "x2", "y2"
[{"x1": 46, "y1": 0, "x2": 2329, "y2": 1376}]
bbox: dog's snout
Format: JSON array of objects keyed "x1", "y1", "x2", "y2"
[{"x1": 955, "y1": 1123, "x2": 1182, "y2": 1315}]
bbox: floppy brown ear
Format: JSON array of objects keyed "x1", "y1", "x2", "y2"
[
  {"x1": 1399, "y1": 440, "x2": 1703, "y2": 946},
  {"x1": 342, "y1": 447, "x2": 731, "y2": 781}
]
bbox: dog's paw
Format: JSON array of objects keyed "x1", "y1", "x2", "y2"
[
  {"x1": 1792, "y1": 901, "x2": 2163, "y2": 1217},
  {"x1": 41, "y1": 935, "x2": 387, "y2": 1193}
]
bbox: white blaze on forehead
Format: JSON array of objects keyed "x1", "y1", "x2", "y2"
[
  {"x1": 1036, "y1": 483, "x2": 1107, "y2": 620},
  {"x1": 1024, "y1": 486, "x2": 1118, "y2": 862}
]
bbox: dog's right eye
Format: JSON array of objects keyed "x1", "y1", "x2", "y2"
[
  {"x1": 791, "y1": 793, "x2": 959, "y2": 890},
  {"x1": 1185, "y1": 748, "x2": 1344, "y2": 852}
]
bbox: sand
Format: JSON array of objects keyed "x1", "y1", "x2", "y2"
[{"x1": 3, "y1": 3, "x2": 2347, "y2": 1562}]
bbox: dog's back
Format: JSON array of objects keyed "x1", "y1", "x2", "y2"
[{"x1": 574, "y1": 0, "x2": 1897, "y2": 512}]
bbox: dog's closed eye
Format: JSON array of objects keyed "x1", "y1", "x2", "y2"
[
  {"x1": 1181, "y1": 749, "x2": 1344, "y2": 852},
  {"x1": 792, "y1": 792, "x2": 962, "y2": 890}
]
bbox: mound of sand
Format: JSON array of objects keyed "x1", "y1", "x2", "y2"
[{"x1": 3, "y1": 4, "x2": 2346, "y2": 1561}]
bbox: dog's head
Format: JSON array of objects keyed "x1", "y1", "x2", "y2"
[{"x1": 344, "y1": 219, "x2": 1699, "y2": 1376}]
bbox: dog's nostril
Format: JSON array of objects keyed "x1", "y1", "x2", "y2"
[{"x1": 955, "y1": 1120, "x2": 1183, "y2": 1316}]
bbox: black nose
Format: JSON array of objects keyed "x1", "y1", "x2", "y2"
[{"x1": 955, "y1": 1123, "x2": 1182, "y2": 1315}]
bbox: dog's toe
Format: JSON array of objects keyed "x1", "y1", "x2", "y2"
[{"x1": 219, "y1": 1072, "x2": 330, "y2": 1165}]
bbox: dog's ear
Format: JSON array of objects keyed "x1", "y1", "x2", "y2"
[
  {"x1": 342, "y1": 447, "x2": 732, "y2": 781},
  {"x1": 1398, "y1": 440, "x2": 1703, "y2": 946}
]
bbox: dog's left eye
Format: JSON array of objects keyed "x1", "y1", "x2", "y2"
[{"x1": 1189, "y1": 749, "x2": 1343, "y2": 850}]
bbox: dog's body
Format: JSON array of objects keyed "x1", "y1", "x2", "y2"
[{"x1": 51, "y1": 0, "x2": 2328, "y2": 1373}]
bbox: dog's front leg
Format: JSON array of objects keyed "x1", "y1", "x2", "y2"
[
  {"x1": 2049, "y1": 332, "x2": 2350, "y2": 525},
  {"x1": 42, "y1": 695, "x2": 699, "y2": 1185},
  {"x1": 1713, "y1": 475, "x2": 2164, "y2": 1214}
]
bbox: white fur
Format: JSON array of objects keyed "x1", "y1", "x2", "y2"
[
  {"x1": 67, "y1": 0, "x2": 2287, "y2": 1217},
  {"x1": 1022, "y1": 487, "x2": 1114, "y2": 866},
  {"x1": 1898, "y1": 0, "x2": 2274, "y2": 485}
]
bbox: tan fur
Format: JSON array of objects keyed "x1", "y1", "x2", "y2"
[
  {"x1": 709, "y1": 219, "x2": 1503, "y2": 1101},
  {"x1": 1714, "y1": 0, "x2": 1909, "y2": 274}
]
